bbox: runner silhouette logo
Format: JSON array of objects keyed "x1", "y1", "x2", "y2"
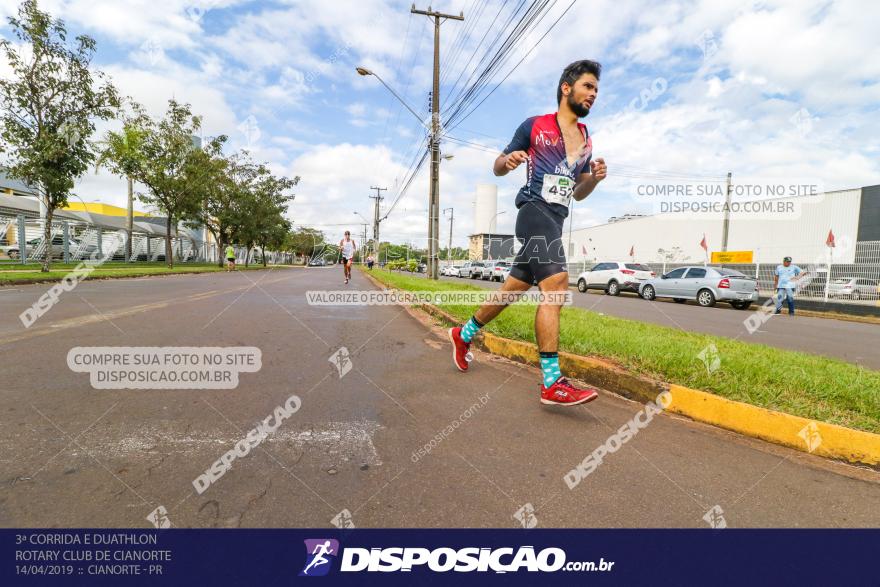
[{"x1": 300, "y1": 539, "x2": 339, "y2": 577}]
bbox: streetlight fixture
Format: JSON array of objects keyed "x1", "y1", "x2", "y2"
[
  {"x1": 356, "y1": 67, "x2": 427, "y2": 130},
  {"x1": 490, "y1": 210, "x2": 507, "y2": 233}
]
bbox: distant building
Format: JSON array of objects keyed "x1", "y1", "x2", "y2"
[
  {"x1": 568, "y1": 184, "x2": 880, "y2": 264},
  {"x1": 468, "y1": 233, "x2": 517, "y2": 261}
]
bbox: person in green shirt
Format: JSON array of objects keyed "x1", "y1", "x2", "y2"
[{"x1": 225, "y1": 244, "x2": 236, "y2": 272}]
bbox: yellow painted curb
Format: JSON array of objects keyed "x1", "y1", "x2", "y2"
[
  {"x1": 361, "y1": 269, "x2": 880, "y2": 466},
  {"x1": 666, "y1": 384, "x2": 880, "y2": 466}
]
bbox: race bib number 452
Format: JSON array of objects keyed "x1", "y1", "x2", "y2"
[{"x1": 542, "y1": 174, "x2": 573, "y2": 207}]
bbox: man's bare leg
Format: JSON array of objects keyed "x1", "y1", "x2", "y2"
[
  {"x1": 535, "y1": 271, "x2": 568, "y2": 353},
  {"x1": 449, "y1": 274, "x2": 532, "y2": 372},
  {"x1": 474, "y1": 274, "x2": 533, "y2": 324}
]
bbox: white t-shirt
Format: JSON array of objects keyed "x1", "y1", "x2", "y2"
[{"x1": 341, "y1": 238, "x2": 356, "y2": 258}]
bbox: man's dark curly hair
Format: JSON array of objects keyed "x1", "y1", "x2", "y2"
[{"x1": 557, "y1": 60, "x2": 602, "y2": 104}]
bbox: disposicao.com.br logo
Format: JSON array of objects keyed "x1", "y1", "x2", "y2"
[
  {"x1": 299, "y1": 542, "x2": 614, "y2": 575},
  {"x1": 300, "y1": 539, "x2": 340, "y2": 577}
]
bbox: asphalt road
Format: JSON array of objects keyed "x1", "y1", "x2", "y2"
[
  {"x1": 416, "y1": 272, "x2": 880, "y2": 369},
  {"x1": 0, "y1": 267, "x2": 878, "y2": 529}
]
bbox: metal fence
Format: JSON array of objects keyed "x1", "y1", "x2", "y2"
[
  {"x1": 0, "y1": 214, "x2": 293, "y2": 266},
  {"x1": 565, "y1": 241, "x2": 880, "y2": 305}
]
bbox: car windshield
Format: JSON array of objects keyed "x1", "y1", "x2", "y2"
[
  {"x1": 716, "y1": 268, "x2": 748, "y2": 278},
  {"x1": 625, "y1": 264, "x2": 651, "y2": 271},
  {"x1": 832, "y1": 278, "x2": 853, "y2": 284}
]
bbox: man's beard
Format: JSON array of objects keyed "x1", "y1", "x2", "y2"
[{"x1": 567, "y1": 93, "x2": 590, "y2": 117}]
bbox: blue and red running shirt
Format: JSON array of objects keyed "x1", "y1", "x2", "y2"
[{"x1": 502, "y1": 112, "x2": 593, "y2": 219}]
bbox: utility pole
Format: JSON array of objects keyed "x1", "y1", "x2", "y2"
[
  {"x1": 363, "y1": 224, "x2": 369, "y2": 261},
  {"x1": 126, "y1": 177, "x2": 133, "y2": 262},
  {"x1": 412, "y1": 4, "x2": 463, "y2": 280},
  {"x1": 721, "y1": 171, "x2": 732, "y2": 252},
  {"x1": 369, "y1": 186, "x2": 386, "y2": 259},
  {"x1": 443, "y1": 207, "x2": 454, "y2": 266}
]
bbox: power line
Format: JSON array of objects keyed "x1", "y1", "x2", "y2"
[
  {"x1": 379, "y1": 11, "x2": 414, "y2": 146},
  {"x1": 446, "y1": 0, "x2": 576, "y2": 132}
]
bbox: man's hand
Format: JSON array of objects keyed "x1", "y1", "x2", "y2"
[
  {"x1": 590, "y1": 157, "x2": 607, "y2": 182},
  {"x1": 505, "y1": 150, "x2": 529, "y2": 171}
]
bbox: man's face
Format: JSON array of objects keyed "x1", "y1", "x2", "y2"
[
  {"x1": 783, "y1": 260, "x2": 791, "y2": 267},
  {"x1": 565, "y1": 73, "x2": 599, "y2": 118}
]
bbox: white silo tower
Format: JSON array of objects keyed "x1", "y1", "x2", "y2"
[{"x1": 473, "y1": 184, "x2": 498, "y2": 234}]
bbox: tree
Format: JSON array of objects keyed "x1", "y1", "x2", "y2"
[
  {"x1": 235, "y1": 163, "x2": 297, "y2": 267},
  {"x1": 286, "y1": 227, "x2": 325, "y2": 262},
  {"x1": 0, "y1": 0, "x2": 120, "y2": 271},
  {"x1": 180, "y1": 137, "x2": 235, "y2": 267},
  {"x1": 102, "y1": 100, "x2": 204, "y2": 268}
]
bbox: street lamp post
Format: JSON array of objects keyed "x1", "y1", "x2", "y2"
[
  {"x1": 357, "y1": 64, "x2": 460, "y2": 280},
  {"x1": 354, "y1": 212, "x2": 371, "y2": 260}
]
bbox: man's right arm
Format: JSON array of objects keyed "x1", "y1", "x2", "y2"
[
  {"x1": 494, "y1": 151, "x2": 528, "y2": 176},
  {"x1": 495, "y1": 118, "x2": 532, "y2": 176}
]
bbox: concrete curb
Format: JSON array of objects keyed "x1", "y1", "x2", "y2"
[{"x1": 360, "y1": 269, "x2": 880, "y2": 467}]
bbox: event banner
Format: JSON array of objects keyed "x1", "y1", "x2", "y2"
[{"x1": 3, "y1": 529, "x2": 877, "y2": 586}]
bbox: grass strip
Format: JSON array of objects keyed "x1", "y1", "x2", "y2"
[
  {"x1": 0, "y1": 264, "x2": 282, "y2": 285},
  {"x1": 365, "y1": 268, "x2": 880, "y2": 434}
]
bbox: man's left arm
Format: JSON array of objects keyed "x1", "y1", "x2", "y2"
[{"x1": 572, "y1": 158, "x2": 606, "y2": 201}]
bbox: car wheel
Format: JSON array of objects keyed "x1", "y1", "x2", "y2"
[
  {"x1": 641, "y1": 285, "x2": 656, "y2": 300},
  {"x1": 852, "y1": 290, "x2": 861, "y2": 300},
  {"x1": 673, "y1": 298, "x2": 686, "y2": 304},
  {"x1": 607, "y1": 280, "x2": 620, "y2": 296},
  {"x1": 8, "y1": 249, "x2": 19, "y2": 260},
  {"x1": 577, "y1": 279, "x2": 587, "y2": 293},
  {"x1": 697, "y1": 289, "x2": 716, "y2": 307}
]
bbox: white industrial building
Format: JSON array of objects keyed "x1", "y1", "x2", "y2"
[{"x1": 567, "y1": 185, "x2": 880, "y2": 266}]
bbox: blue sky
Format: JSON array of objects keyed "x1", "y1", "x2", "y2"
[{"x1": 1, "y1": 0, "x2": 878, "y2": 247}]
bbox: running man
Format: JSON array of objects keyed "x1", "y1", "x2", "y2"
[
  {"x1": 302, "y1": 541, "x2": 334, "y2": 575},
  {"x1": 339, "y1": 231, "x2": 356, "y2": 284},
  {"x1": 225, "y1": 244, "x2": 236, "y2": 272},
  {"x1": 448, "y1": 60, "x2": 608, "y2": 406}
]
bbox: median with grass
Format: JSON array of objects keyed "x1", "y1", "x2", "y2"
[
  {"x1": 0, "y1": 262, "x2": 285, "y2": 285},
  {"x1": 364, "y1": 267, "x2": 880, "y2": 435}
]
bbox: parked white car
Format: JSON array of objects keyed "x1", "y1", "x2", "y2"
[
  {"x1": 576, "y1": 262, "x2": 656, "y2": 295},
  {"x1": 467, "y1": 261, "x2": 486, "y2": 279}
]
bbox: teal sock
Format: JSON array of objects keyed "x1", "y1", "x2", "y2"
[
  {"x1": 460, "y1": 316, "x2": 483, "y2": 343},
  {"x1": 540, "y1": 352, "x2": 561, "y2": 387}
]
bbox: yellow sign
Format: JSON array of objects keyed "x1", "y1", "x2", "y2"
[{"x1": 711, "y1": 251, "x2": 753, "y2": 263}]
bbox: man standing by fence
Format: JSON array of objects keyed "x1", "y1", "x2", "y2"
[{"x1": 774, "y1": 256, "x2": 807, "y2": 315}]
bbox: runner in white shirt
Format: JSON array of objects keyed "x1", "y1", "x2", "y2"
[{"x1": 339, "y1": 231, "x2": 357, "y2": 284}]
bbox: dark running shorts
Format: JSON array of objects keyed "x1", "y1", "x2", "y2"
[
  {"x1": 342, "y1": 257, "x2": 350, "y2": 264},
  {"x1": 508, "y1": 200, "x2": 567, "y2": 285}
]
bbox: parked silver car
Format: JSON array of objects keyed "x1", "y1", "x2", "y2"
[
  {"x1": 1, "y1": 235, "x2": 94, "y2": 260},
  {"x1": 481, "y1": 260, "x2": 511, "y2": 281},
  {"x1": 639, "y1": 266, "x2": 758, "y2": 309},
  {"x1": 455, "y1": 261, "x2": 473, "y2": 278},
  {"x1": 827, "y1": 277, "x2": 879, "y2": 300}
]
